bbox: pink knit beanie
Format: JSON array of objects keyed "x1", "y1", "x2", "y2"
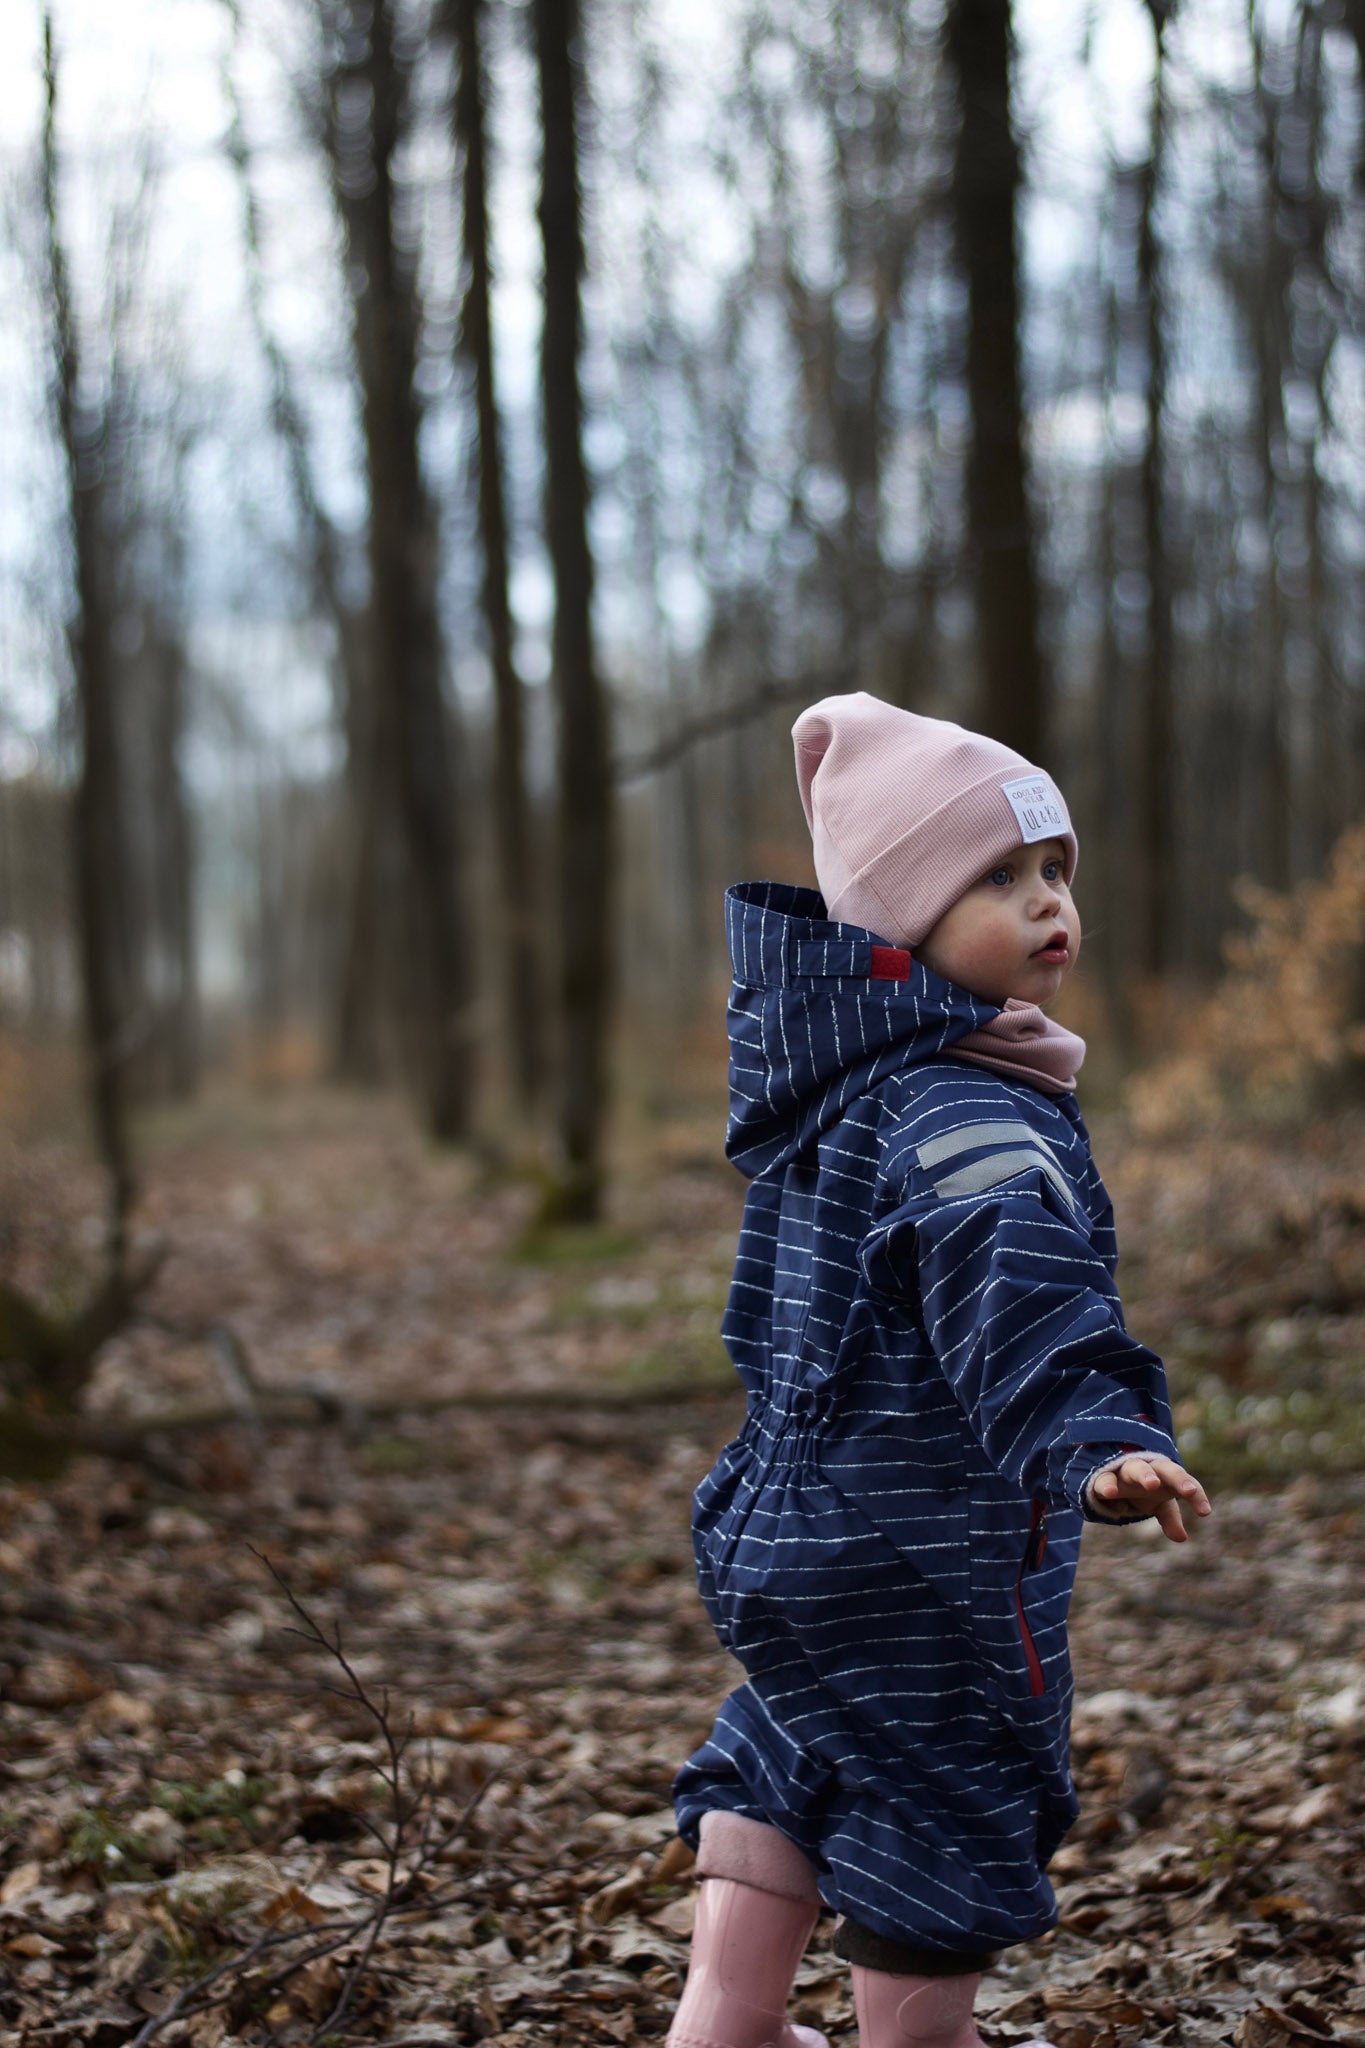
[{"x1": 793, "y1": 693, "x2": 1077, "y2": 947}]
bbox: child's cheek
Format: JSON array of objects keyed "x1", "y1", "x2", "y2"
[{"x1": 958, "y1": 926, "x2": 1017, "y2": 999}]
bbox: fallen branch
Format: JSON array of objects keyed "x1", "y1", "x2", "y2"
[{"x1": 2, "y1": 1369, "x2": 736, "y2": 1469}]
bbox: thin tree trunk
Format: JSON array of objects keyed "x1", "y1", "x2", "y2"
[
  {"x1": 1137, "y1": 1, "x2": 1177, "y2": 975},
  {"x1": 1094, "y1": 282, "x2": 1135, "y2": 1059},
  {"x1": 224, "y1": 5, "x2": 383, "y2": 1084},
  {"x1": 451, "y1": 0, "x2": 541, "y2": 1115},
  {"x1": 945, "y1": 0, "x2": 1044, "y2": 760},
  {"x1": 1251, "y1": 320, "x2": 1293, "y2": 891},
  {"x1": 41, "y1": 13, "x2": 135, "y2": 1266},
  {"x1": 1245, "y1": 2, "x2": 1296, "y2": 891},
  {"x1": 336, "y1": 670, "x2": 388, "y2": 1085},
  {"x1": 149, "y1": 621, "x2": 199, "y2": 1096},
  {"x1": 325, "y1": 0, "x2": 475, "y2": 1140},
  {"x1": 533, "y1": 0, "x2": 613, "y2": 1219},
  {"x1": 1291, "y1": 7, "x2": 1342, "y2": 868},
  {"x1": 1334, "y1": 7, "x2": 1365, "y2": 820}
]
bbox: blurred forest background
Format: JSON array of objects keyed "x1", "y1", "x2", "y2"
[
  {"x1": 4, "y1": 0, "x2": 1365, "y2": 1209},
  {"x1": 2, "y1": 4, "x2": 1365, "y2": 2042}
]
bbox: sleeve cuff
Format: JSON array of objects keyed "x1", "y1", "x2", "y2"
[{"x1": 1054, "y1": 1429, "x2": 1181, "y2": 1521}]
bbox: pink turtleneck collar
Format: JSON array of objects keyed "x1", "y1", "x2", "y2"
[{"x1": 950, "y1": 997, "x2": 1085, "y2": 1097}]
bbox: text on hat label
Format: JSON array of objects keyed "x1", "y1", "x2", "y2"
[{"x1": 1001, "y1": 775, "x2": 1067, "y2": 844}]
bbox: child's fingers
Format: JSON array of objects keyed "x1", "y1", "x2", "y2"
[
  {"x1": 1174, "y1": 1469, "x2": 1213, "y2": 1516},
  {"x1": 1154, "y1": 1494, "x2": 1189, "y2": 1542},
  {"x1": 1094, "y1": 1456, "x2": 1162, "y2": 1498},
  {"x1": 1138, "y1": 1457, "x2": 1213, "y2": 1515},
  {"x1": 1090, "y1": 1455, "x2": 1213, "y2": 1520}
]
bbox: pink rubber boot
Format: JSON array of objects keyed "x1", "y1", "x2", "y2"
[
  {"x1": 666, "y1": 1814, "x2": 828, "y2": 2048},
  {"x1": 851, "y1": 1968, "x2": 1056, "y2": 2048}
]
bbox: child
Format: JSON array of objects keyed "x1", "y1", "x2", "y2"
[{"x1": 665, "y1": 695, "x2": 1210, "y2": 2048}]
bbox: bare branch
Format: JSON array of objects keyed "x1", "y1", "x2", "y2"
[{"x1": 613, "y1": 675, "x2": 841, "y2": 784}]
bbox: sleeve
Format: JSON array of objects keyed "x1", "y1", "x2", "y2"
[{"x1": 859, "y1": 1153, "x2": 1180, "y2": 1521}]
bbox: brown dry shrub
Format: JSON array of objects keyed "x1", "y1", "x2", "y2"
[{"x1": 1125, "y1": 821, "x2": 1365, "y2": 1136}]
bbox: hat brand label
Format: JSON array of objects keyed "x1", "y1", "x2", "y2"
[{"x1": 1001, "y1": 775, "x2": 1067, "y2": 843}]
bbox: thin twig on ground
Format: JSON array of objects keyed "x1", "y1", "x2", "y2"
[{"x1": 123, "y1": 1551, "x2": 494, "y2": 2046}]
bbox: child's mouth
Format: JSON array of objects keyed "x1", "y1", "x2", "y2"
[{"x1": 1033, "y1": 934, "x2": 1070, "y2": 964}]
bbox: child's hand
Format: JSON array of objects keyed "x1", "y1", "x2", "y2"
[{"x1": 1089, "y1": 1455, "x2": 1211, "y2": 1541}]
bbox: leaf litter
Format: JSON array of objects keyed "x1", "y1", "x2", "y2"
[{"x1": 0, "y1": 1099, "x2": 1362, "y2": 2046}]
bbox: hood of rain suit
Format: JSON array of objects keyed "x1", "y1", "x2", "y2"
[{"x1": 723, "y1": 880, "x2": 999, "y2": 1180}]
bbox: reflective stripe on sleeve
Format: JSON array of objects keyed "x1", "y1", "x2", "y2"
[
  {"x1": 931, "y1": 1147, "x2": 1078, "y2": 1216},
  {"x1": 916, "y1": 1120, "x2": 1063, "y2": 1172}
]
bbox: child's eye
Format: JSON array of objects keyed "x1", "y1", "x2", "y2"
[
  {"x1": 1042, "y1": 860, "x2": 1062, "y2": 881},
  {"x1": 988, "y1": 867, "x2": 1012, "y2": 887}
]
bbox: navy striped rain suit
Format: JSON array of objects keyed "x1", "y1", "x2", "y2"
[{"x1": 674, "y1": 881, "x2": 1180, "y2": 1956}]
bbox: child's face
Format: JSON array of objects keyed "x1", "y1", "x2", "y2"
[{"x1": 916, "y1": 839, "x2": 1081, "y2": 1008}]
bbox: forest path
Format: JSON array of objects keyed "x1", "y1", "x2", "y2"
[{"x1": 1, "y1": 1095, "x2": 1362, "y2": 2045}]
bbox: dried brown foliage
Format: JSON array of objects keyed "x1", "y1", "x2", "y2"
[
  {"x1": 0, "y1": 1100, "x2": 1361, "y2": 2046},
  {"x1": 1127, "y1": 824, "x2": 1365, "y2": 1135}
]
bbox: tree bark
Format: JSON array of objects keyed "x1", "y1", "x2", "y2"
[
  {"x1": 222, "y1": 11, "x2": 382, "y2": 1084},
  {"x1": 41, "y1": 13, "x2": 136, "y2": 1265},
  {"x1": 1137, "y1": 1, "x2": 1177, "y2": 975},
  {"x1": 1287, "y1": 7, "x2": 1342, "y2": 869},
  {"x1": 945, "y1": 0, "x2": 1044, "y2": 760},
  {"x1": 450, "y1": 0, "x2": 542, "y2": 1115},
  {"x1": 533, "y1": 0, "x2": 613, "y2": 1219},
  {"x1": 148, "y1": 618, "x2": 199, "y2": 1096},
  {"x1": 323, "y1": 0, "x2": 475, "y2": 1140}
]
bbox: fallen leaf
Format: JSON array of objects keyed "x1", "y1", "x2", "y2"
[
  {"x1": 339, "y1": 1856, "x2": 402, "y2": 1895},
  {"x1": 5, "y1": 1931, "x2": 61, "y2": 1957},
  {"x1": 647, "y1": 1895, "x2": 695, "y2": 1938},
  {"x1": 458, "y1": 1716, "x2": 534, "y2": 1743},
  {"x1": 1287, "y1": 1785, "x2": 1336, "y2": 1831},
  {"x1": 651, "y1": 1836, "x2": 695, "y2": 1884},
  {"x1": 261, "y1": 1883, "x2": 329, "y2": 1927},
  {"x1": 9, "y1": 1654, "x2": 104, "y2": 1707},
  {"x1": 0, "y1": 1862, "x2": 42, "y2": 1906},
  {"x1": 587, "y1": 1855, "x2": 653, "y2": 1925},
  {"x1": 291, "y1": 1954, "x2": 344, "y2": 2019}
]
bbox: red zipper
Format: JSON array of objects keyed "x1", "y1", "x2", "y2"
[{"x1": 1015, "y1": 1503, "x2": 1048, "y2": 1698}]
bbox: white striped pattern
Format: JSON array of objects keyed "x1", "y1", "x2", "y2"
[{"x1": 675, "y1": 882, "x2": 1180, "y2": 1957}]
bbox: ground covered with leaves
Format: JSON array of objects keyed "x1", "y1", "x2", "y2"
[{"x1": 1, "y1": 1093, "x2": 1363, "y2": 2048}]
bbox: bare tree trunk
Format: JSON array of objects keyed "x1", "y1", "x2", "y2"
[
  {"x1": 1244, "y1": 1, "x2": 1296, "y2": 892},
  {"x1": 336, "y1": 673, "x2": 389, "y2": 1085},
  {"x1": 224, "y1": 6, "x2": 384, "y2": 1084},
  {"x1": 41, "y1": 13, "x2": 135, "y2": 1266},
  {"x1": 148, "y1": 620, "x2": 199, "y2": 1096},
  {"x1": 945, "y1": 0, "x2": 1044, "y2": 759},
  {"x1": 450, "y1": 0, "x2": 541, "y2": 1116},
  {"x1": 533, "y1": 0, "x2": 613, "y2": 1220},
  {"x1": 323, "y1": 0, "x2": 475, "y2": 1140},
  {"x1": 1137, "y1": 0, "x2": 1177, "y2": 975},
  {"x1": 1250, "y1": 307, "x2": 1293, "y2": 892},
  {"x1": 1093, "y1": 266, "x2": 1136, "y2": 1058},
  {"x1": 1289, "y1": 7, "x2": 1342, "y2": 869}
]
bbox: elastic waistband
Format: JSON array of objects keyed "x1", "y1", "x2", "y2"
[{"x1": 741, "y1": 1405, "x2": 822, "y2": 1468}]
